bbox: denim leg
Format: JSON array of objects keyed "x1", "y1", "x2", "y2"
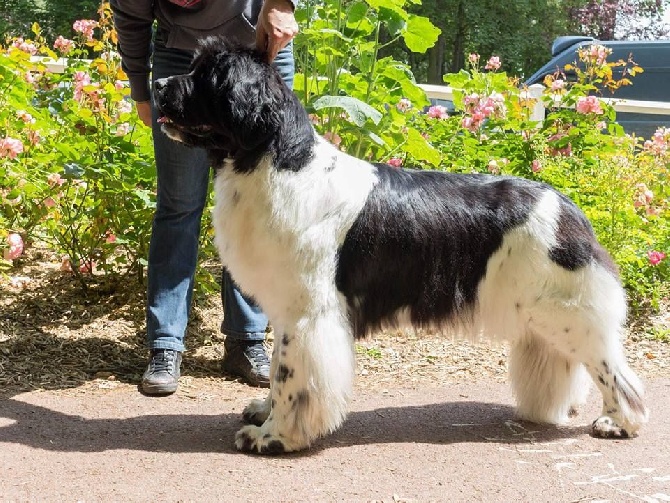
[
  {"x1": 146, "y1": 44, "x2": 209, "y2": 352},
  {"x1": 220, "y1": 43, "x2": 295, "y2": 342}
]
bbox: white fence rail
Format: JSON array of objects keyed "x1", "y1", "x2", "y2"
[
  {"x1": 418, "y1": 83, "x2": 670, "y2": 121},
  {"x1": 30, "y1": 56, "x2": 670, "y2": 120}
]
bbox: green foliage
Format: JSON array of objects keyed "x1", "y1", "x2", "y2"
[
  {"x1": 0, "y1": 5, "x2": 156, "y2": 286},
  {"x1": 295, "y1": 0, "x2": 439, "y2": 163},
  {"x1": 0, "y1": 0, "x2": 100, "y2": 45}
]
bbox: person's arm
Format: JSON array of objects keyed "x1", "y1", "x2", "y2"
[
  {"x1": 255, "y1": 0, "x2": 299, "y2": 62},
  {"x1": 110, "y1": 0, "x2": 154, "y2": 125}
]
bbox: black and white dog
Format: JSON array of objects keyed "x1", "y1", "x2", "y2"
[{"x1": 154, "y1": 36, "x2": 648, "y2": 454}]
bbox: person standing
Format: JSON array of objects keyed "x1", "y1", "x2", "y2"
[{"x1": 110, "y1": 0, "x2": 299, "y2": 394}]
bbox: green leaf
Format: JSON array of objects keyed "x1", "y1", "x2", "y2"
[
  {"x1": 313, "y1": 95, "x2": 383, "y2": 126},
  {"x1": 347, "y1": 2, "x2": 369, "y2": 24},
  {"x1": 404, "y1": 128, "x2": 441, "y2": 166},
  {"x1": 402, "y1": 15, "x2": 440, "y2": 54},
  {"x1": 378, "y1": 7, "x2": 406, "y2": 36}
]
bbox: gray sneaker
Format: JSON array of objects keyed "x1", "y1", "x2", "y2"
[
  {"x1": 222, "y1": 340, "x2": 270, "y2": 388},
  {"x1": 141, "y1": 349, "x2": 182, "y2": 395}
]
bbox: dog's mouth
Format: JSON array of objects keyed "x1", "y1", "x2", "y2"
[{"x1": 157, "y1": 115, "x2": 213, "y2": 136}]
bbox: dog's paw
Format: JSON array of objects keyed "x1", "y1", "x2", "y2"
[
  {"x1": 242, "y1": 398, "x2": 270, "y2": 426},
  {"x1": 591, "y1": 416, "x2": 630, "y2": 439},
  {"x1": 235, "y1": 425, "x2": 288, "y2": 455}
]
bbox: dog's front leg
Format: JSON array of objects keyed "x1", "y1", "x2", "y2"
[{"x1": 235, "y1": 313, "x2": 355, "y2": 454}]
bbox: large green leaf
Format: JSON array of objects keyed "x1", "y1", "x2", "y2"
[
  {"x1": 402, "y1": 15, "x2": 440, "y2": 54},
  {"x1": 404, "y1": 128, "x2": 441, "y2": 166},
  {"x1": 313, "y1": 95, "x2": 383, "y2": 126}
]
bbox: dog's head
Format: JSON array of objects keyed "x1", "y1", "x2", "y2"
[{"x1": 154, "y1": 37, "x2": 287, "y2": 153}]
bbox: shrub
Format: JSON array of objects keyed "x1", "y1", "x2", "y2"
[{"x1": 0, "y1": 4, "x2": 155, "y2": 285}]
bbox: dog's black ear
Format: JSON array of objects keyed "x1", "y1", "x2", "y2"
[{"x1": 213, "y1": 49, "x2": 285, "y2": 151}]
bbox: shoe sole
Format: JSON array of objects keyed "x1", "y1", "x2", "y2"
[
  {"x1": 221, "y1": 364, "x2": 270, "y2": 388},
  {"x1": 141, "y1": 381, "x2": 179, "y2": 395}
]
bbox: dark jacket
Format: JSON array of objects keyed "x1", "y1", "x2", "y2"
[{"x1": 110, "y1": 0, "x2": 295, "y2": 102}]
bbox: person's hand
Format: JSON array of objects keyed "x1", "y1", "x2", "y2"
[
  {"x1": 136, "y1": 100, "x2": 152, "y2": 127},
  {"x1": 256, "y1": 0, "x2": 298, "y2": 63}
]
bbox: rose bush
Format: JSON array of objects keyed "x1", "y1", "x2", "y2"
[{"x1": 0, "y1": 4, "x2": 156, "y2": 285}]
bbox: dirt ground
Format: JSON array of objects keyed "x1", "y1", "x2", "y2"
[{"x1": 1, "y1": 250, "x2": 670, "y2": 501}]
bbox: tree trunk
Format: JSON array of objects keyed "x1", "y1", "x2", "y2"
[
  {"x1": 426, "y1": 34, "x2": 446, "y2": 84},
  {"x1": 450, "y1": 0, "x2": 466, "y2": 73}
]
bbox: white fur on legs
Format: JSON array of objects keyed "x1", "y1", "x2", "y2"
[
  {"x1": 524, "y1": 263, "x2": 648, "y2": 437},
  {"x1": 235, "y1": 308, "x2": 356, "y2": 453},
  {"x1": 509, "y1": 336, "x2": 591, "y2": 425},
  {"x1": 241, "y1": 339, "x2": 282, "y2": 426}
]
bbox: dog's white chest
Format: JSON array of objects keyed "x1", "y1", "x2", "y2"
[{"x1": 211, "y1": 149, "x2": 377, "y2": 323}]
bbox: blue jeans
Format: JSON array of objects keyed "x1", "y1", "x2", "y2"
[{"x1": 147, "y1": 38, "x2": 295, "y2": 352}]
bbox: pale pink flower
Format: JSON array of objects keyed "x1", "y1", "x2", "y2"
[
  {"x1": 487, "y1": 160, "x2": 500, "y2": 174},
  {"x1": 396, "y1": 98, "x2": 412, "y2": 113},
  {"x1": 576, "y1": 96, "x2": 603, "y2": 115},
  {"x1": 468, "y1": 53, "x2": 480, "y2": 65},
  {"x1": 16, "y1": 110, "x2": 35, "y2": 123},
  {"x1": 550, "y1": 79, "x2": 565, "y2": 92},
  {"x1": 73, "y1": 19, "x2": 98, "y2": 42},
  {"x1": 114, "y1": 80, "x2": 125, "y2": 91},
  {"x1": 73, "y1": 71, "x2": 91, "y2": 85},
  {"x1": 426, "y1": 105, "x2": 449, "y2": 119},
  {"x1": 647, "y1": 250, "x2": 666, "y2": 266},
  {"x1": 634, "y1": 183, "x2": 654, "y2": 208},
  {"x1": 531, "y1": 160, "x2": 542, "y2": 172},
  {"x1": 461, "y1": 116, "x2": 474, "y2": 131},
  {"x1": 117, "y1": 100, "x2": 133, "y2": 115},
  {"x1": 323, "y1": 131, "x2": 342, "y2": 147},
  {"x1": 44, "y1": 197, "x2": 56, "y2": 208},
  {"x1": 115, "y1": 123, "x2": 131, "y2": 136},
  {"x1": 579, "y1": 44, "x2": 612, "y2": 67},
  {"x1": 0, "y1": 137, "x2": 24, "y2": 159},
  {"x1": 485, "y1": 56, "x2": 501, "y2": 71},
  {"x1": 47, "y1": 173, "x2": 65, "y2": 187},
  {"x1": 53, "y1": 36, "x2": 75, "y2": 55},
  {"x1": 643, "y1": 127, "x2": 670, "y2": 156},
  {"x1": 4, "y1": 233, "x2": 24, "y2": 260},
  {"x1": 387, "y1": 157, "x2": 403, "y2": 168},
  {"x1": 24, "y1": 71, "x2": 36, "y2": 84},
  {"x1": 11, "y1": 37, "x2": 37, "y2": 55}
]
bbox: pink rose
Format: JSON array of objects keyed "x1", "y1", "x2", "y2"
[
  {"x1": 426, "y1": 105, "x2": 449, "y2": 119},
  {"x1": 576, "y1": 96, "x2": 603, "y2": 115},
  {"x1": 485, "y1": 56, "x2": 501, "y2": 71},
  {"x1": 0, "y1": 137, "x2": 24, "y2": 159},
  {"x1": 648, "y1": 250, "x2": 666, "y2": 266},
  {"x1": 387, "y1": 157, "x2": 403, "y2": 168},
  {"x1": 5, "y1": 233, "x2": 24, "y2": 260}
]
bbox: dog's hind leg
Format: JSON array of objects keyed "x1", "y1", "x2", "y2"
[
  {"x1": 510, "y1": 335, "x2": 591, "y2": 425},
  {"x1": 235, "y1": 309, "x2": 355, "y2": 454},
  {"x1": 525, "y1": 265, "x2": 648, "y2": 438}
]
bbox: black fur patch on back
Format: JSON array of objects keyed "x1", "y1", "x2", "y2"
[
  {"x1": 548, "y1": 195, "x2": 596, "y2": 270},
  {"x1": 335, "y1": 166, "x2": 540, "y2": 338}
]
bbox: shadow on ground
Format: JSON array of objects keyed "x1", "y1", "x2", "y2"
[{"x1": 0, "y1": 397, "x2": 584, "y2": 455}]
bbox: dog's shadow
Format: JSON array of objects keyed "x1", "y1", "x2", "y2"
[{"x1": 0, "y1": 398, "x2": 584, "y2": 455}]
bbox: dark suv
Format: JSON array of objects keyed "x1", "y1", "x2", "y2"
[{"x1": 524, "y1": 36, "x2": 670, "y2": 138}]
